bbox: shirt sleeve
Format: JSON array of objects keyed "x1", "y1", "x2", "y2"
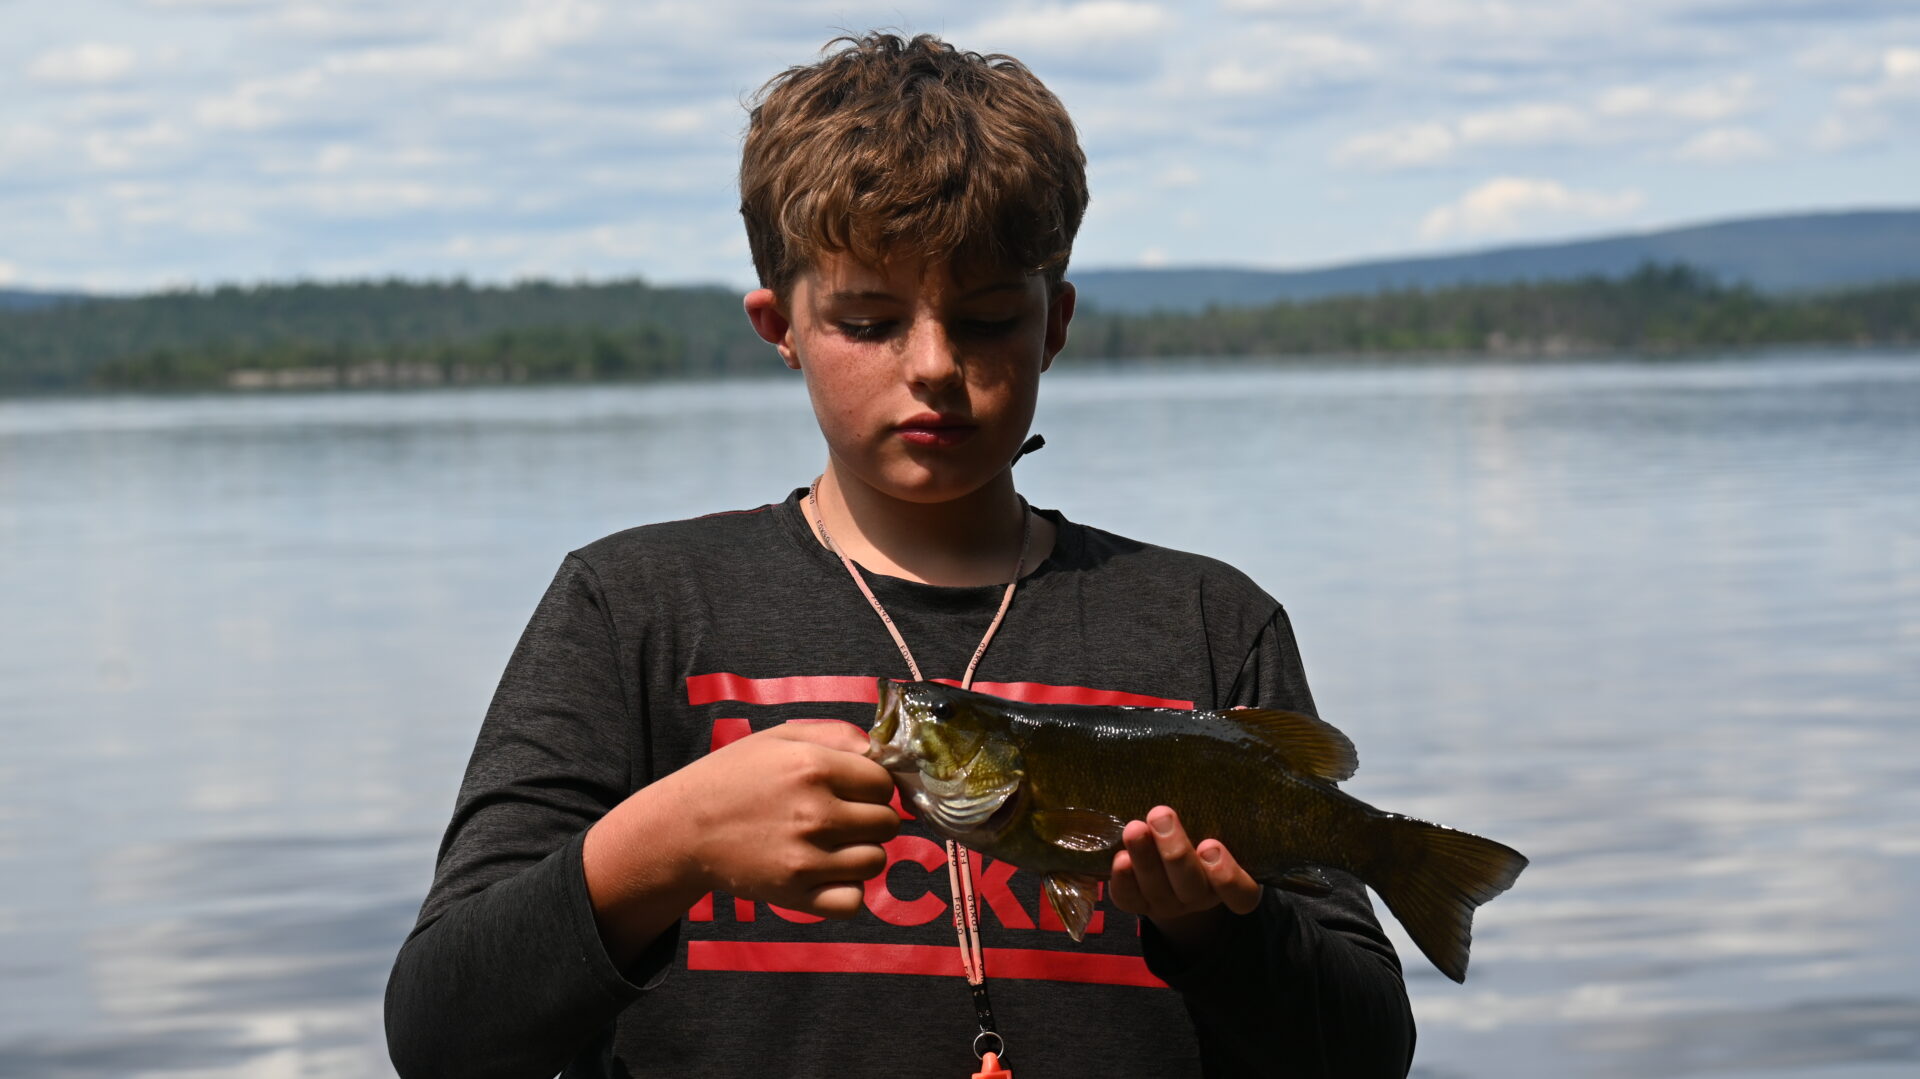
[
  {"x1": 384, "y1": 554, "x2": 675, "y2": 1079},
  {"x1": 1139, "y1": 605, "x2": 1416, "y2": 1078}
]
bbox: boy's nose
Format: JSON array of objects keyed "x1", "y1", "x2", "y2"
[{"x1": 902, "y1": 321, "x2": 963, "y2": 388}]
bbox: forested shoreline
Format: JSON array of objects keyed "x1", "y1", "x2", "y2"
[{"x1": 2, "y1": 265, "x2": 1915, "y2": 395}]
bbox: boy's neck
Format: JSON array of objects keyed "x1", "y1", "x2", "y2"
[{"x1": 809, "y1": 462, "x2": 1056, "y2": 587}]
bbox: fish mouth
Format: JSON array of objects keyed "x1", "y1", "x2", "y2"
[{"x1": 868, "y1": 678, "x2": 915, "y2": 771}]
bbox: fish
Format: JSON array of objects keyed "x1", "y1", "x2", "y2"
[{"x1": 867, "y1": 678, "x2": 1528, "y2": 983}]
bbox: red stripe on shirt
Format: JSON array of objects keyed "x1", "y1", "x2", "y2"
[
  {"x1": 686, "y1": 673, "x2": 1192, "y2": 710},
  {"x1": 685, "y1": 941, "x2": 1166, "y2": 988},
  {"x1": 687, "y1": 673, "x2": 878, "y2": 706}
]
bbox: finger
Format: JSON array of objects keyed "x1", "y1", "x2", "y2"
[
  {"x1": 1107, "y1": 849, "x2": 1147, "y2": 914},
  {"x1": 770, "y1": 731, "x2": 896, "y2": 803},
  {"x1": 1146, "y1": 806, "x2": 1214, "y2": 908},
  {"x1": 805, "y1": 881, "x2": 869, "y2": 919},
  {"x1": 1121, "y1": 818, "x2": 1179, "y2": 913},
  {"x1": 793, "y1": 840, "x2": 890, "y2": 886},
  {"x1": 1196, "y1": 840, "x2": 1263, "y2": 915},
  {"x1": 820, "y1": 752, "x2": 899, "y2": 804},
  {"x1": 771, "y1": 718, "x2": 874, "y2": 754},
  {"x1": 811, "y1": 800, "x2": 903, "y2": 846}
]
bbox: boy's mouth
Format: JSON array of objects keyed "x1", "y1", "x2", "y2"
[{"x1": 895, "y1": 412, "x2": 976, "y2": 447}]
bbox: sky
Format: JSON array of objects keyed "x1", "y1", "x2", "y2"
[{"x1": 3, "y1": 0, "x2": 1918, "y2": 293}]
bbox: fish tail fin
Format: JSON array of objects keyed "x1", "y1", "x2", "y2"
[{"x1": 1361, "y1": 814, "x2": 1528, "y2": 983}]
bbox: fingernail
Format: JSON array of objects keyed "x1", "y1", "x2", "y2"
[
  {"x1": 1150, "y1": 814, "x2": 1174, "y2": 837},
  {"x1": 1199, "y1": 846, "x2": 1222, "y2": 865}
]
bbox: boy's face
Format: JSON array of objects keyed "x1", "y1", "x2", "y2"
[{"x1": 745, "y1": 251, "x2": 1074, "y2": 506}]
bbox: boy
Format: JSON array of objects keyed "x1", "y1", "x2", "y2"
[{"x1": 386, "y1": 32, "x2": 1413, "y2": 1079}]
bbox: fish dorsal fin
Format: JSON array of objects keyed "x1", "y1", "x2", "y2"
[
  {"x1": 1041, "y1": 873, "x2": 1103, "y2": 942},
  {"x1": 1224, "y1": 708, "x2": 1358, "y2": 782},
  {"x1": 1032, "y1": 808, "x2": 1128, "y2": 853}
]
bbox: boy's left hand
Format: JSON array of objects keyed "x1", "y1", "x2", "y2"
[{"x1": 1108, "y1": 805, "x2": 1263, "y2": 950}]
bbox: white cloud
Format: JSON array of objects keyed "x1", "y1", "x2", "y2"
[
  {"x1": 1205, "y1": 60, "x2": 1271, "y2": 95},
  {"x1": 191, "y1": 1, "x2": 606, "y2": 133},
  {"x1": 1220, "y1": 0, "x2": 1341, "y2": 11},
  {"x1": 969, "y1": 2, "x2": 1170, "y2": 51},
  {"x1": 1596, "y1": 76, "x2": 1756, "y2": 122},
  {"x1": 1457, "y1": 102, "x2": 1591, "y2": 145},
  {"x1": 1418, "y1": 176, "x2": 1644, "y2": 242},
  {"x1": 1335, "y1": 74, "x2": 1763, "y2": 172},
  {"x1": 1674, "y1": 126, "x2": 1772, "y2": 164},
  {"x1": 28, "y1": 43, "x2": 137, "y2": 85},
  {"x1": 0, "y1": 260, "x2": 17, "y2": 286},
  {"x1": 1886, "y1": 46, "x2": 1920, "y2": 82},
  {"x1": 1154, "y1": 164, "x2": 1201, "y2": 189},
  {"x1": 1201, "y1": 29, "x2": 1375, "y2": 96},
  {"x1": 477, "y1": 0, "x2": 602, "y2": 61},
  {"x1": 1811, "y1": 44, "x2": 1920, "y2": 151},
  {"x1": 1838, "y1": 45, "x2": 1920, "y2": 107},
  {"x1": 1334, "y1": 122, "x2": 1456, "y2": 170},
  {"x1": 0, "y1": 123, "x2": 62, "y2": 169},
  {"x1": 1794, "y1": 39, "x2": 1884, "y2": 80},
  {"x1": 1811, "y1": 110, "x2": 1888, "y2": 151},
  {"x1": 283, "y1": 180, "x2": 490, "y2": 216},
  {"x1": 195, "y1": 70, "x2": 323, "y2": 130},
  {"x1": 1137, "y1": 245, "x2": 1168, "y2": 267},
  {"x1": 279, "y1": 143, "x2": 449, "y2": 177},
  {"x1": 82, "y1": 122, "x2": 186, "y2": 170},
  {"x1": 141, "y1": 0, "x2": 271, "y2": 8}
]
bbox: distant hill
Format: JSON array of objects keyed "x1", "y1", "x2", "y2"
[
  {"x1": 1072, "y1": 209, "x2": 1920, "y2": 314},
  {"x1": 0, "y1": 288, "x2": 84, "y2": 311}
]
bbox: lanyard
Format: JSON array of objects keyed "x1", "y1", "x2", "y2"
[{"x1": 807, "y1": 478, "x2": 1028, "y2": 1073}]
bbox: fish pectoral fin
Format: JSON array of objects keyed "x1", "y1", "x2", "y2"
[
  {"x1": 1223, "y1": 708, "x2": 1358, "y2": 783},
  {"x1": 1031, "y1": 808, "x2": 1128, "y2": 853},
  {"x1": 1042, "y1": 873, "x2": 1103, "y2": 942},
  {"x1": 1273, "y1": 866, "x2": 1335, "y2": 897}
]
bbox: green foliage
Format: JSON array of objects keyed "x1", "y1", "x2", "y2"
[
  {"x1": 2, "y1": 265, "x2": 1916, "y2": 395},
  {"x1": 1063, "y1": 264, "x2": 1920, "y2": 361},
  {"x1": 0, "y1": 278, "x2": 763, "y2": 393}
]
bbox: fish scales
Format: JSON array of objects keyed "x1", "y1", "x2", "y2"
[
  {"x1": 995, "y1": 703, "x2": 1367, "y2": 882},
  {"x1": 868, "y1": 679, "x2": 1528, "y2": 983}
]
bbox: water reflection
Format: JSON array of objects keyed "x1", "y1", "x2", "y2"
[{"x1": 1, "y1": 352, "x2": 1915, "y2": 1076}]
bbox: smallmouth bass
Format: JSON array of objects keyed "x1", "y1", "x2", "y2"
[{"x1": 867, "y1": 679, "x2": 1528, "y2": 983}]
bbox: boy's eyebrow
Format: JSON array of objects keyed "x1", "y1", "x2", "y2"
[
  {"x1": 961, "y1": 281, "x2": 1031, "y2": 298},
  {"x1": 821, "y1": 281, "x2": 1029, "y2": 304}
]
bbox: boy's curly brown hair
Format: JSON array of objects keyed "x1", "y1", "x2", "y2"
[{"x1": 740, "y1": 32, "x2": 1088, "y2": 296}]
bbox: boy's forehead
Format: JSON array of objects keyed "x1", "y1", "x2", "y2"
[{"x1": 796, "y1": 250, "x2": 1037, "y2": 303}]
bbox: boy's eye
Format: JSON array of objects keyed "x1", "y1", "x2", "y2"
[
  {"x1": 838, "y1": 320, "x2": 894, "y2": 341},
  {"x1": 957, "y1": 317, "x2": 1020, "y2": 337}
]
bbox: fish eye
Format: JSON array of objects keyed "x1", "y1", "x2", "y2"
[{"x1": 932, "y1": 700, "x2": 954, "y2": 721}]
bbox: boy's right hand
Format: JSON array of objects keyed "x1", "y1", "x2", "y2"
[
  {"x1": 584, "y1": 720, "x2": 900, "y2": 965},
  {"x1": 674, "y1": 720, "x2": 900, "y2": 917}
]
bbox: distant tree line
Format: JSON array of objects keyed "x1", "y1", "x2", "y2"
[
  {"x1": 0, "y1": 265, "x2": 1914, "y2": 394},
  {"x1": 1067, "y1": 264, "x2": 1920, "y2": 361},
  {"x1": 0, "y1": 278, "x2": 764, "y2": 393}
]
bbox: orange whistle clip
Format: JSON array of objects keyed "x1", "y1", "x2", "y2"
[{"x1": 971, "y1": 1051, "x2": 1012, "y2": 1079}]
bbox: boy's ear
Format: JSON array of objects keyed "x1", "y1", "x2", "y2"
[
  {"x1": 743, "y1": 288, "x2": 801, "y2": 370},
  {"x1": 1042, "y1": 280, "x2": 1076, "y2": 373}
]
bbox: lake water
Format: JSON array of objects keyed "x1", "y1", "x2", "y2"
[{"x1": 1, "y1": 351, "x2": 1916, "y2": 1078}]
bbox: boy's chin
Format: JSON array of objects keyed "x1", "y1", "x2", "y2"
[{"x1": 855, "y1": 460, "x2": 1014, "y2": 506}]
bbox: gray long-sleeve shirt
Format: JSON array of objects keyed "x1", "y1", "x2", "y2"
[{"x1": 385, "y1": 491, "x2": 1414, "y2": 1078}]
